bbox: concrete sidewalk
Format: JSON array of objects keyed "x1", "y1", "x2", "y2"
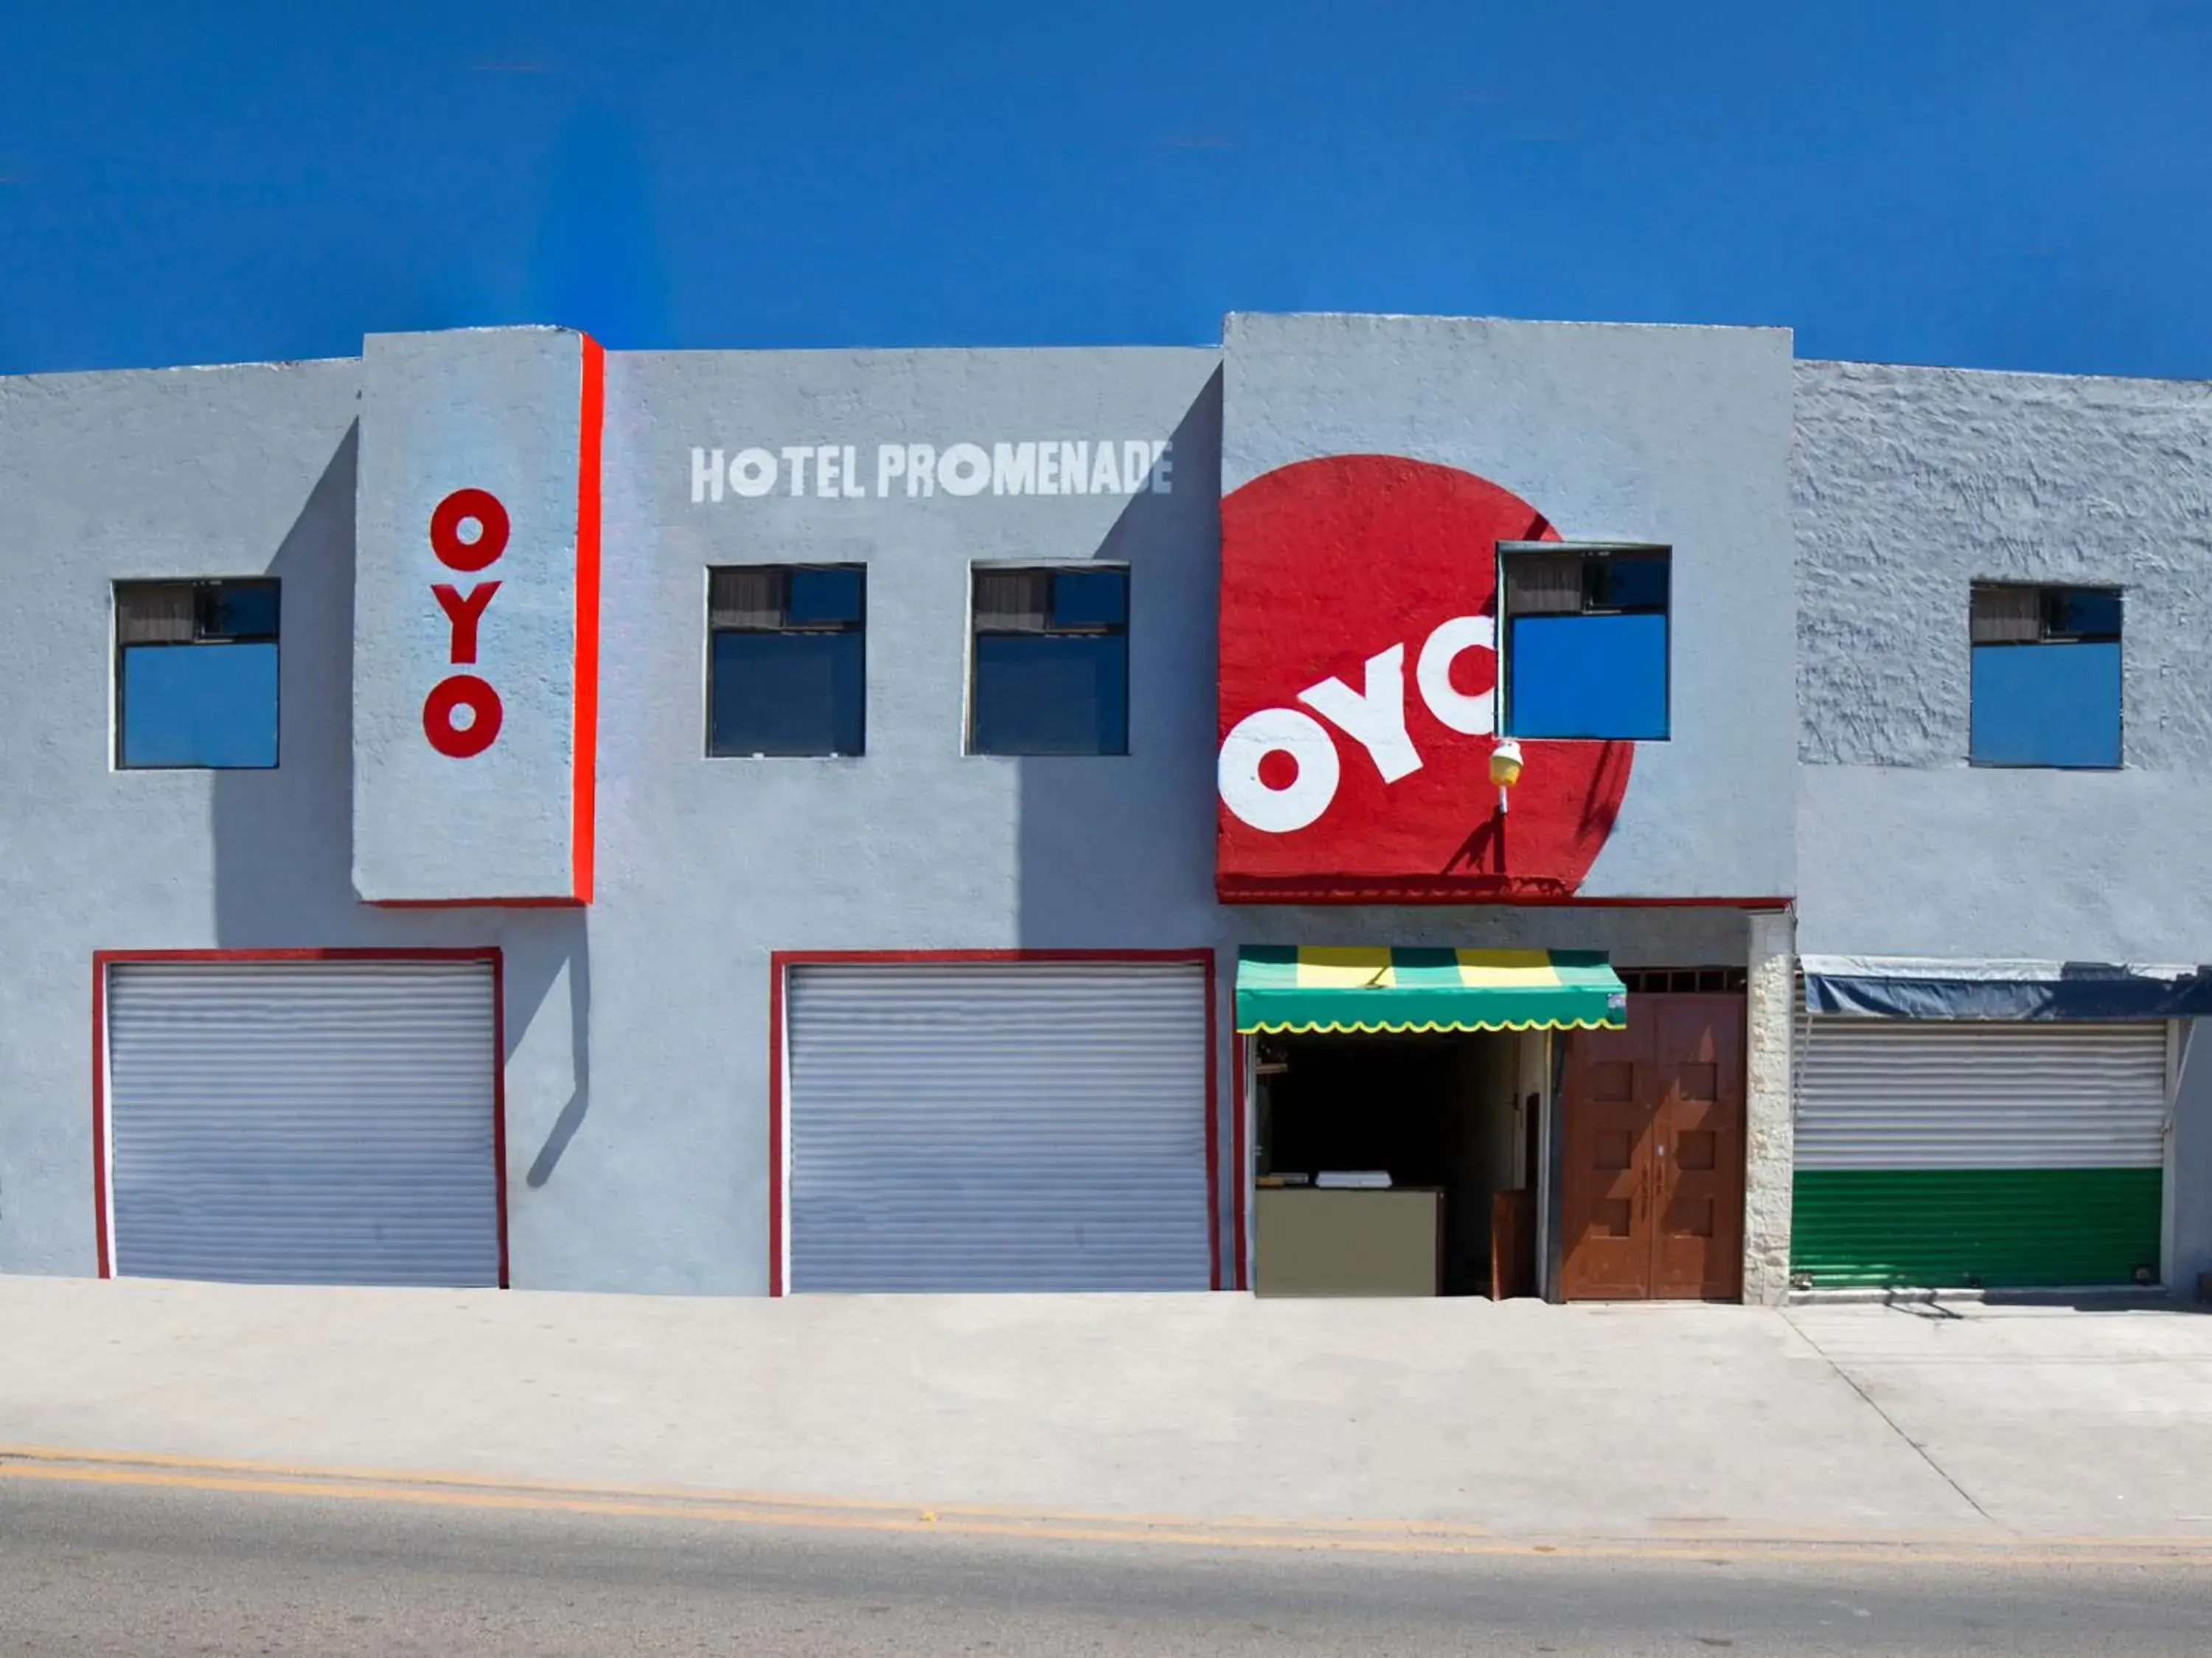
[{"x1": 2, "y1": 1275, "x2": 2208, "y2": 1542}]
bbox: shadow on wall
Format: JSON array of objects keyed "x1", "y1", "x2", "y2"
[
  {"x1": 2177, "y1": 1019, "x2": 2212, "y2": 1304},
  {"x1": 509, "y1": 929, "x2": 591, "y2": 1190},
  {"x1": 209, "y1": 423, "x2": 363, "y2": 946},
  {"x1": 1014, "y1": 370, "x2": 1224, "y2": 947},
  {"x1": 205, "y1": 421, "x2": 593, "y2": 1191}
]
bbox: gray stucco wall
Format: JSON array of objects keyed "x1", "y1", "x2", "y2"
[
  {"x1": 585, "y1": 345, "x2": 1226, "y2": 1291},
  {"x1": 353, "y1": 327, "x2": 591, "y2": 903},
  {"x1": 0, "y1": 346, "x2": 1234, "y2": 1291},
  {"x1": 12, "y1": 327, "x2": 2197, "y2": 1297},
  {"x1": 1794, "y1": 358, "x2": 2212, "y2": 960},
  {"x1": 1222, "y1": 313, "x2": 1798, "y2": 902},
  {"x1": 0, "y1": 358, "x2": 585, "y2": 1277},
  {"x1": 1794, "y1": 358, "x2": 2212, "y2": 1297},
  {"x1": 0, "y1": 333, "x2": 1787, "y2": 1294}
]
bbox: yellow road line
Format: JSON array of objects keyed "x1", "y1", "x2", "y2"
[
  {"x1": 2, "y1": 1448, "x2": 2208, "y2": 1567},
  {"x1": 0, "y1": 1442, "x2": 1492, "y2": 1536}
]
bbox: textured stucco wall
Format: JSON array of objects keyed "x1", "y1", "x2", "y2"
[
  {"x1": 1, "y1": 332, "x2": 1782, "y2": 1294},
  {"x1": 580, "y1": 344, "x2": 1227, "y2": 1291},
  {"x1": 1794, "y1": 359, "x2": 2212, "y2": 960},
  {"x1": 0, "y1": 347, "x2": 1231, "y2": 1288},
  {"x1": 13, "y1": 332, "x2": 2203, "y2": 1300},
  {"x1": 1795, "y1": 359, "x2": 2212, "y2": 1297},
  {"x1": 0, "y1": 358, "x2": 591, "y2": 1278},
  {"x1": 353, "y1": 327, "x2": 589, "y2": 903},
  {"x1": 1223, "y1": 313, "x2": 1798, "y2": 901}
]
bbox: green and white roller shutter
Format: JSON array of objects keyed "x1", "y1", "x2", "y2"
[{"x1": 1792, "y1": 1019, "x2": 2168, "y2": 1289}]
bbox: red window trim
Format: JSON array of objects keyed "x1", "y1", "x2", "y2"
[
  {"x1": 91, "y1": 947, "x2": 509, "y2": 1289},
  {"x1": 766, "y1": 948, "x2": 1223, "y2": 1297}
]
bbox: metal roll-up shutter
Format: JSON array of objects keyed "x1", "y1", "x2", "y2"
[
  {"x1": 105, "y1": 959, "x2": 501, "y2": 1287},
  {"x1": 786, "y1": 960, "x2": 1211, "y2": 1291},
  {"x1": 1792, "y1": 1019, "x2": 2167, "y2": 1289}
]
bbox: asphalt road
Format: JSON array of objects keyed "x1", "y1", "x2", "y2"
[{"x1": 2, "y1": 1477, "x2": 2208, "y2": 1657}]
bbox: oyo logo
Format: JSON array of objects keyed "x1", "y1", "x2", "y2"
[
  {"x1": 1219, "y1": 616, "x2": 1498, "y2": 833},
  {"x1": 423, "y1": 488, "x2": 507, "y2": 759},
  {"x1": 1215, "y1": 453, "x2": 1633, "y2": 899}
]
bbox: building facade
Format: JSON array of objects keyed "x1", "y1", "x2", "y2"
[{"x1": 1, "y1": 313, "x2": 2205, "y2": 1303}]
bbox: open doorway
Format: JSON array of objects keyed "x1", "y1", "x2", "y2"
[{"x1": 1251, "y1": 1030, "x2": 1548, "y2": 1297}]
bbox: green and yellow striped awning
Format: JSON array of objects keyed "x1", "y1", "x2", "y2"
[{"x1": 1235, "y1": 946, "x2": 1627, "y2": 1036}]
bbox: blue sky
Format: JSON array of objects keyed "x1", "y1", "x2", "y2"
[{"x1": 3, "y1": 3, "x2": 2209, "y2": 378}]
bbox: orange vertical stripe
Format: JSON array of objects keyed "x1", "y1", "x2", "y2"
[{"x1": 571, "y1": 336, "x2": 605, "y2": 904}]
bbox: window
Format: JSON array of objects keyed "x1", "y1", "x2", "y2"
[
  {"x1": 114, "y1": 580, "x2": 280, "y2": 769},
  {"x1": 707, "y1": 566, "x2": 866, "y2": 757},
  {"x1": 1617, "y1": 967, "x2": 1749, "y2": 995},
  {"x1": 1499, "y1": 544, "x2": 1669, "y2": 740},
  {"x1": 969, "y1": 566, "x2": 1129, "y2": 756},
  {"x1": 1969, "y1": 584, "x2": 2121, "y2": 769}
]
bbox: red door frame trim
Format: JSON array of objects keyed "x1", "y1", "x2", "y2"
[
  {"x1": 1231, "y1": 1030, "x2": 1250, "y2": 1291},
  {"x1": 1218, "y1": 883, "x2": 1798, "y2": 909},
  {"x1": 90, "y1": 947, "x2": 510, "y2": 1288},
  {"x1": 766, "y1": 948, "x2": 1223, "y2": 1297},
  {"x1": 1202, "y1": 960, "x2": 1221, "y2": 1291}
]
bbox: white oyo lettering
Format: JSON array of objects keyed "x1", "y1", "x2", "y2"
[
  {"x1": 1298, "y1": 643, "x2": 1422, "y2": 784},
  {"x1": 1219, "y1": 708, "x2": 1341, "y2": 834},
  {"x1": 1219, "y1": 613, "x2": 1500, "y2": 834},
  {"x1": 1415, "y1": 614, "x2": 1496, "y2": 735}
]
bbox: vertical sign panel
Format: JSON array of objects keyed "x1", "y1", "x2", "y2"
[{"x1": 353, "y1": 328, "x2": 602, "y2": 903}]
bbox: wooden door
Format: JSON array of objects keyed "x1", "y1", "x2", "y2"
[
  {"x1": 1559, "y1": 993, "x2": 1746, "y2": 1302},
  {"x1": 1559, "y1": 1019, "x2": 1656, "y2": 1300},
  {"x1": 1648, "y1": 996, "x2": 1745, "y2": 1300}
]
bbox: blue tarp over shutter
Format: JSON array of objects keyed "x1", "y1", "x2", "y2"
[{"x1": 1801, "y1": 955, "x2": 2212, "y2": 1021}]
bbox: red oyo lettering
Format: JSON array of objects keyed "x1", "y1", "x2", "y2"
[
  {"x1": 424, "y1": 489, "x2": 507, "y2": 757},
  {"x1": 430, "y1": 488, "x2": 510, "y2": 572},
  {"x1": 432, "y1": 581, "x2": 501, "y2": 664},
  {"x1": 423, "y1": 673, "x2": 504, "y2": 759}
]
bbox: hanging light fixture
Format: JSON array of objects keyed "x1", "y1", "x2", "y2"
[{"x1": 1489, "y1": 738, "x2": 1525, "y2": 814}]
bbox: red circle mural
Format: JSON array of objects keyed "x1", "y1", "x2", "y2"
[{"x1": 1216, "y1": 454, "x2": 1634, "y2": 902}]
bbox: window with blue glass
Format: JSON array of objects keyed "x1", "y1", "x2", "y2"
[
  {"x1": 114, "y1": 580, "x2": 280, "y2": 769},
  {"x1": 1969, "y1": 584, "x2": 2121, "y2": 769},
  {"x1": 970, "y1": 566, "x2": 1129, "y2": 756},
  {"x1": 1500, "y1": 546, "x2": 1670, "y2": 740},
  {"x1": 707, "y1": 566, "x2": 866, "y2": 757}
]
